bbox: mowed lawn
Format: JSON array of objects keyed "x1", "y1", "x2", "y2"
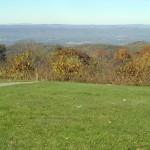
[{"x1": 0, "y1": 82, "x2": 150, "y2": 150}]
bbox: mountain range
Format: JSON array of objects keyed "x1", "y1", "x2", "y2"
[{"x1": 0, "y1": 24, "x2": 150, "y2": 45}]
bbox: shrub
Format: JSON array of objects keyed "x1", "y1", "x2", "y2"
[
  {"x1": 0, "y1": 44, "x2": 6, "y2": 61},
  {"x1": 49, "y1": 48, "x2": 96, "y2": 82},
  {"x1": 116, "y1": 51, "x2": 150, "y2": 85},
  {"x1": 7, "y1": 50, "x2": 35, "y2": 79}
]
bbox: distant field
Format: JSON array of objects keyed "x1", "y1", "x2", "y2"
[{"x1": 0, "y1": 81, "x2": 150, "y2": 150}]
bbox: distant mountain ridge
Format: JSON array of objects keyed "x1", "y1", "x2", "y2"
[
  {"x1": 72, "y1": 41, "x2": 150, "y2": 52},
  {"x1": 0, "y1": 24, "x2": 150, "y2": 45}
]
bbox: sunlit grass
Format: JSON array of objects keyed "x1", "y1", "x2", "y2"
[{"x1": 0, "y1": 81, "x2": 150, "y2": 149}]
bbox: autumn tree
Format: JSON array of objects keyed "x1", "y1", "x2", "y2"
[
  {"x1": 114, "y1": 48, "x2": 131, "y2": 62},
  {"x1": 49, "y1": 48, "x2": 95, "y2": 81},
  {"x1": 116, "y1": 46, "x2": 150, "y2": 85},
  {"x1": 90, "y1": 49, "x2": 110, "y2": 59},
  {"x1": 0, "y1": 44, "x2": 6, "y2": 61},
  {"x1": 141, "y1": 45, "x2": 150, "y2": 54}
]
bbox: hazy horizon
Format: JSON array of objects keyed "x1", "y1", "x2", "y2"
[{"x1": 1, "y1": 23, "x2": 150, "y2": 26}]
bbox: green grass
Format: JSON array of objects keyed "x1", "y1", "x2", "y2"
[
  {"x1": 0, "y1": 81, "x2": 150, "y2": 150},
  {"x1": 0, "y1": 79, "x2": 11, "y2": 83}
]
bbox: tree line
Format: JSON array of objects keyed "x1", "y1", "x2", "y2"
[{"x1": 0, "y1": 41, "x2": 150, "y2": 86}]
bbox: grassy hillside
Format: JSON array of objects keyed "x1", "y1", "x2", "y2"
[{"x1": 0, "y1": 81, "x2": 150, "y2": 149}]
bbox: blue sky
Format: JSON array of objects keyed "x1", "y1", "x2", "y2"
[{"x1": 1, "y1": 0, "x2": 150, "y2": 24}]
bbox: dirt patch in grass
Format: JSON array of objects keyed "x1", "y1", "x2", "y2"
[{"x1": 0, "y1": 82, "x2": 37, "y2": 87}]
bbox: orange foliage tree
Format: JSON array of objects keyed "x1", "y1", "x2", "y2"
[{"x1": 114, "y1": 48, "x2": 131, "y2": 61}]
